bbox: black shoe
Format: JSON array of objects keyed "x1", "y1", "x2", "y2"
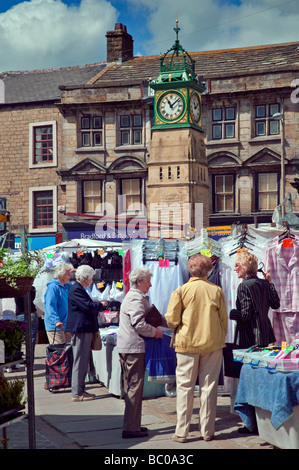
[
  {"x1": 140, "y1": 426, "x2": 148, "y2": 432},
  {"x1": 238, "y1": 426, "x2": 258, "y2": 435},
  {"x1": 122, "y1": 430, "x2": 148, "y2": 439}
]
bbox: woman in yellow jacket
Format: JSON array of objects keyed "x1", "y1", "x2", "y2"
[{"x1": 165, "y1": 254, "x2": 227, "y2": 443}]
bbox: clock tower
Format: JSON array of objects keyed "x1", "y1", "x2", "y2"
[{"x1": 147, "y1": 20, "x2": 209, "y2": 238}]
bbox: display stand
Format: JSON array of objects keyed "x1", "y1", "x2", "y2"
[{"x1": 0, "y1": 291, "x2": 36, "y2": 449}]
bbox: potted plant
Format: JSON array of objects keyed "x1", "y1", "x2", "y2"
[
  {"x1": 0, "y1": 319, "x2": 26, "y2": 362},
  {"x1": 0, "y1": 375, "x2": 26, "y2": 418},
  {"x1": 0, "y1": 247, "x2": 44, "y2": 297}
]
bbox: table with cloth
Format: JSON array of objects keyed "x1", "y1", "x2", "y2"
[
  {"x1": 91, "y1": 327, "x2": 176, "y2": 397},
  {"x1": 234, "y1": 364, "x2": 299, "y2": 431}
]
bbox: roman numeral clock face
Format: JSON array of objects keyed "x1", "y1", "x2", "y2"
[{"x1": 158, "y1": 91, "x2": 185, "y2": 122}]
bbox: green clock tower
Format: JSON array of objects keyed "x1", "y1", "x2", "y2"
[{"x1": 147, "y1": 20, "x2": 209, "y2": 237}]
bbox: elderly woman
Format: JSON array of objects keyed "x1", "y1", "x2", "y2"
[
  {"x1": 44, "y1": 262, "x2": 74, "y2": 344},
  {"x1": 66, "y1": 265, "x2": 106, "y2": 402},
  {"x1": 117, "y1": 267, "x2": 163, "y2": 439},
  {"x1": 232, "y1": 251, "x2": 280, "y2": 349},
  {"x1": 165, "y1": 254, "x2": 227, "y2": 443}
]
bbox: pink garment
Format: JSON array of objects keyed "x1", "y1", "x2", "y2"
[
  {"x1": 272, "y1": 311, "x2": 299, "y2": 345},
  {"x1": 265, "y1": 241, "x2": 299, "y2": 313},
  {"x1": 123, "y1": 249, "x2": 131, "y2": 294}
]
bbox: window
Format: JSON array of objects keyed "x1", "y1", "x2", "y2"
[
  {"x1": 121, "y1": 179, "x2": 141, "y2": 212},
  {"x1": 212, "y1": 107, "x2": 236, "y2": 140},
  {"x1": 214, "y1": 175, "x2": 234, "y2": 212},
  {"x1": 80, "y1": 116, "x2": 103, "y2": 147},
  {"x1": 257, "y1": 172, "x2": 278, "y2": 211},
  {"x1": 83, "y1": 181, "x2": 102, "y2": 213},
  {"x1": 255, "y1": 104, "x2": 280, "y2": 136},
  {"x1": 29, "y1": 186, "x2": 57, "y2": 232},
  {"x1": 120, "y1": 114, "x2": 142, "y2": 145},
  {"x1": 29, "y1": 121, "x2": 57, "y2": 168}
]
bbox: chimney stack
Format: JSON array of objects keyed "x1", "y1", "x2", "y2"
[{"x1": 106, "y1": 23, "x2": 134, "y2": 63}]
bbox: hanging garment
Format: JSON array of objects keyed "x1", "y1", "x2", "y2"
[{"x1": 265, "y1": 240, "x2": 299, "y2": 313}]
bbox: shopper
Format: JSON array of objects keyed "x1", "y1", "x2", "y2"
[
  {"x1": 232, "y1": 251, "x2": 280, "y2": 348},
  {"x1": 66, "y1": 265, "x2": 106, "y2": 402},
  {"x1": 165, "y1": 254, "x2": 227, "y2": 443},
  {"x1": 117, "y1": 267, "x2": 163, "y2": 439},
  {"x1": 44, "y1": 262, "x2": 74, "y2": 344}
]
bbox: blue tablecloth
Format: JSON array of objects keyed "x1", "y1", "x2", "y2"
[
  {"x1": 144, "y1": 334, "x2": 176, "y2": 383},
  {"x1": 234, "y1": 364, "x2": 299, "y2": 430}
]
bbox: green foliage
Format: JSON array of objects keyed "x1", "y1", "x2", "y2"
[
  {"x1": 0, "y1": 375, "x2": 26, "y2": 414},
  {"x1": 0, "y1": 320, "x2": 26, "y2": 357},
  {"x1": 0, "y1": 247, "x2": 43, "y2": 287}
]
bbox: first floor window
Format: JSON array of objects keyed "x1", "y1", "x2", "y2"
[
  {"x1": 257, "y1": 172, "x2": 278, "y2": 210},
  {"x1": 120, "y1": 114, "x2": 143, "y2": 145},
  {"x1": 214, "y1": 174, "x2": 234, "y2": 212},
  {"x1": 29, "y1": 121, "x2": 57, "y2": 168},
  {"x1": 255, "y1": 103, "x2": 280, "y2": 136},
  {"x1": 33, "y1": 190, "x2": 53, "y2": 228},
  {"x1": 83, "y1": 181, "x2": 102, "y2": 213},
  {"x1": 121, "y1": 179, "x2": 141, "y2": 212},
  {"x1": 80, "y1": 115, "x2": 103, "y2": 147},
  {"x1": 212, "y1": 107, "x2": 236, "y2": 140}
]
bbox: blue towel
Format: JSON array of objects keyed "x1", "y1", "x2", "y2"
[{"x1": 234, "y1": 364, "x2": 299, "y2": 430}]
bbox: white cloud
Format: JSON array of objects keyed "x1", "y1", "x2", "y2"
[
  {"x1": 0, "y1": 0, "x2": 298, "y2": 73},
  {"x1": 0, "y1": 0, "x2": 117, "y2": 72},
  {"x1": 129, "y1": 0, "x2": 299, "y2": 54}
]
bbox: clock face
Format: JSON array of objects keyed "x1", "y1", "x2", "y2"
[
  {"x1": 158, "y1": 91, "x2": 185, "y2": 122},
  {"x1": 190, "y1": 92, "x2": 201, "y2": 123}
]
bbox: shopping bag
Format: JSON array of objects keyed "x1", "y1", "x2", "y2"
[{"x1": 45, "y1": 342, "x2": 73, "y2": 392}]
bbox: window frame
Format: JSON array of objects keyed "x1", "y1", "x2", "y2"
[
  {"x1": 119, "y1": 178, "x2": 142, "y2": 213},
  {"x1": 254, "y1": 103, "x2": 280, "y2": 137},
  {"x1": 213, "y1": 174, "x2": 235, "y2": 213},
  {"x1": 82, "y1": 180, "x2": 102, "y2": 214},
  {"x1": 256, "y1": 172, "x2": 279, "y2": 212},
  {"x1": 29, "y1": 186, "x2": 57, "y2": 233},
  {"x1": 211, "y1": 107, "x2": 236, "y2": 140},
  {"x1": 120, "y1": 114, "x2": 143, "y2": 146},
  {"x1": 80, "y1": 115, "x2": 103, "y2": 148},
  {"x1": 29, "y1": 121, "x2": 57, "y2": 168}
]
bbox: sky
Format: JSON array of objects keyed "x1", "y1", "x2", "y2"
[{"x1": 0, "y1": 0, "x2": 298, "y2": 72}]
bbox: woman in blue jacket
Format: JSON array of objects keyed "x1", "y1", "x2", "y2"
[
  {"x1": 44, "y1": 262, "x2": 74, "y2": 344},
  {"x1": 66, "y1": 265, "x2": 106, "y2": 401}
]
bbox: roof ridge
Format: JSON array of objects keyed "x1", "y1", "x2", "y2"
[{"x1": 1, "y1": 61, "x2": 106, "y2": 76}]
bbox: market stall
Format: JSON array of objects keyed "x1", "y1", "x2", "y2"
[{"x1": 234, "y1": 358, "x2": 299, "y2": 449}]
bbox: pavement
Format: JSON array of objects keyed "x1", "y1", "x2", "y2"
[{"x1": 2, "y1": 344, "x2": 276, "y2": 452}]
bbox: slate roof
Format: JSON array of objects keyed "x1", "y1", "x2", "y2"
[
  {"x1": 0, "y1": 62, "x2": 107, "y2": 104},
  {"x1": 1, "y1": 41, "x2": 299, "y2": 104},
  {"x1": 93, "y1": 41, "x2": 299, "y2": 85}
]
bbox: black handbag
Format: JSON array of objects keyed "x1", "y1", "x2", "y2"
[{"x1": 144, "y1": 304, "x2": 164, "y2": 327}]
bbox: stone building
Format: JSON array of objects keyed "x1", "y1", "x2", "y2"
[{"x1": 0, "y1": 23, "x2": 298, "y2": 247}]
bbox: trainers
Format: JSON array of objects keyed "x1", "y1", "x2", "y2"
[
  {"x1": 172, "y1": 434, "x2": 187, "y2": 443},
  {"x1": 72, "y1": 394, "x2": 94, "y2": 402},
  {"x1": 203, "y1": 435, "x2": 214, "y2": 441}
]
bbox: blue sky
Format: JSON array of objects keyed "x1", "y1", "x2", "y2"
[{"x1": 0, "y1": 0, "x2": 298, "y2": 72}]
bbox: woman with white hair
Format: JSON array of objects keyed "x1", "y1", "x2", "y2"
[
  {"x1": 44, "y1": 262, "x2": 74, "y2": 344},
  {"x1": 117, "y1": 267, "x2": 163, "y2": 439},
  {"x1": 66, "y1": 265, "x2": 106, "y2": 402}
]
